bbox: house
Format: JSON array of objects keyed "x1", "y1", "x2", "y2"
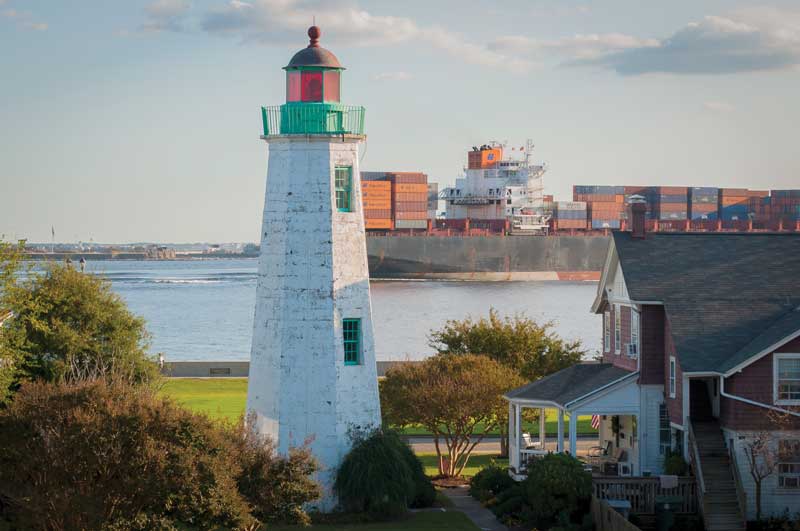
[{"x1": 505, "y1": 200, "x2": 800, "y2": 526}]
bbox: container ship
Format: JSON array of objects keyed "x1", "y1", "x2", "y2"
[{"x1": 361, "y1": 143, "x2": 800, "y2": 279}]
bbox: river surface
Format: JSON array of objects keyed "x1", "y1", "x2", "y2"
[{"x1": 81, "y1": 259, "x2": 601, "y2": 362}]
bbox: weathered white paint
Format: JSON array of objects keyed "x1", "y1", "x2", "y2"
[
  {"x1": 247, "y1": 135, "x2": 380, "y2": 510},
  {"x1": 724, "y1": 430, "x2": 800, "y2": 520}
]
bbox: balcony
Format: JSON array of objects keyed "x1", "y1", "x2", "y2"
[{"x1": 261, "y1": 103, "x2": 365, "y2": 137}]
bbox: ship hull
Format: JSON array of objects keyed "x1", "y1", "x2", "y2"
[{"x1": 366, "y1": 235, "x2": 608, "y2": 280}]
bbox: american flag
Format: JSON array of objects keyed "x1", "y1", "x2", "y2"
[{"x1": 591, "y1": 415, "x2": 601, "y2": 430}]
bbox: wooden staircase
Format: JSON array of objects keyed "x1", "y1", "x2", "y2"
[{"x1": 691, "y1": 420, "x2": 746, "y2": 531}]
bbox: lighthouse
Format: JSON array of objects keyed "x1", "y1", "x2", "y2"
[{"x1": 246, "y1": 27, "x2": 380, "y2": 509}]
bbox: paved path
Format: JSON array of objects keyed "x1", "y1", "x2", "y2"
[{"x1": 440, "y1": 486, "x2": 508, "y2": 531}]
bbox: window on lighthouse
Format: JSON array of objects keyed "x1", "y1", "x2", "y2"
[
  {"x1": 301, "y1": 71, "x2": 323, "y2": 101},
  {"x1": 343, "y1": 318, "x2": 361, "y2": 365},
  {"x1": 335, "y1": 166, "x2": 352, "y2": 212}
]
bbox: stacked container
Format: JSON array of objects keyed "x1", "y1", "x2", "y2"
[
  {"x1": 771, "y1": 190, "x2": 800, "y2": 221},
  {"x1": 656, "y1": 186, "x2": 689, "y2": 220},
  {"x1": 689, "y1": 187, "x2": 719, "y2": 220},
  {"x1": 554, "y1": 201, "x2": 587, "y2": 230},
  {"x1": 623, "y1": 186, "x2": 658, "y2": 219},
  {"x1": 388, "y1": 172, "x2": 428, "y2": 229},
  {"x1": 361, "y1": 174, "x2": 393, "y2": 230},
  {"x1": 716, "y1": 188, "x2": 750, "y2": 221}
]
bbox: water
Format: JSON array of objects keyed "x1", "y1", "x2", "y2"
[{"x1": 83, "y1": 259, "x2": 601, "y2": 362}]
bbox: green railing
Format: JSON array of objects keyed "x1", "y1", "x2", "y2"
[{"x1": 261, "y1": 103, "x2": 365, "y2": 136}]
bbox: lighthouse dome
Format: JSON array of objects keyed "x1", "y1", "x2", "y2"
[{"x1": 285, "y1": 26, "x2": 343, "y2": 69}]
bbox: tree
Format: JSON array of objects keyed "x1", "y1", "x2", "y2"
[
  {"x1": 0, "y1": 261, "x2": 159, "y2": 402},
  {"x1": 380, "y1": 353, "x2": 523, "y2": 477},
  {"x1": 429, "y1": 309, "x2": 585, "y2": 455},
  {"x1": 742, "y1": 410, "x2": 795, "y2": 521}
]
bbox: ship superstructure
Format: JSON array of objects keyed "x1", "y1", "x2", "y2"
[{"x1": 442, "y1": 140, "x2": 550, "y2": 232}]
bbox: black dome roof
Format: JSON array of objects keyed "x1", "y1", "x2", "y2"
[{"x1": 284, "y1": 26, "x2": 343, "y2": 69}]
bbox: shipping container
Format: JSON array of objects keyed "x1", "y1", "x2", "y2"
[
  {"x1": 365, "y1": 219, "x2": 393, "y2": 230},
  {"x1": 591, "y1": 219, "x2": 621, "y2": 229},
  {"x1": 554, "y1": 219, "x2": 587, "y2": 230},
  {"x1": 360, "y1": 171, "x2": 388, "y2": 181},
  {"x1": 363, "y1": 209, "x2": 392, "y2": 219},
  {"x1": 468, "y1": 148, "x2": 502, "y2": 170}
]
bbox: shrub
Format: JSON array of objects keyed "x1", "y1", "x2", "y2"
[
  {"x1": 664, "y1": 451, "x2": 689, "y2": 476},
  {"x1": 523, "y1": 453, "x2": 591, "y2": 530},
  {"x1": 0, "y1": 379, "x2": 319, "y2": 530},
  {"x1": 334, "y1": 429, "x2": 435, "y2": 518},
  {"x1": 232, "y1": 416, "x2": 321, "y2": 525},
  {"x1": 470, "y1": 465, "x2": 515, "y2": 503}
]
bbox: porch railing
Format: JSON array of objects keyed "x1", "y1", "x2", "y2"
[
  {"x1": 592, "y1": 477, "x2": 698, "y2": 515},
  {"x1": 729, "y1": 440, "x2": 748, "y2": 524}
]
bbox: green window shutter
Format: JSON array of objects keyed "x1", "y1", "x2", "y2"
[
  {"x1": 343, "y1": 318, "x2": 361, "y2": 365},
  {"x1": 335, "y1": 166, "x2": 352, "y2": 212}
]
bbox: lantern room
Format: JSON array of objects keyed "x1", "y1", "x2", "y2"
[{"x1": 284, "y1": 26, "x2": 343, "y2": 103}]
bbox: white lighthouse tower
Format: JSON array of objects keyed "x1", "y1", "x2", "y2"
[{"x1": 246, "y1": 26, "x2": 380, "y2": 508}]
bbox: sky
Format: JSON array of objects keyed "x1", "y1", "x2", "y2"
[{"x1": 2, "y1": 0, "x2": 800, "y2": 243}]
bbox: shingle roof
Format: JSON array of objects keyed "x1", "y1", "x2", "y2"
[
  {"x1": 717, "y1": 307, "x2": 800, "y2": 374},
  {"x1": 611, "y1": 232, "x2": 800, "y2": 373},
  {"x1": 504, "y1": 363, "x2": 635, "y2": 406}
]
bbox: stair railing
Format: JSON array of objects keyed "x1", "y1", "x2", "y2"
[
  {"x1": 728, "y1": 439, "x2": 748, "y2": 527},
  {"x1": 688, "y1": 422, "x2": 707, "y2": 529}
]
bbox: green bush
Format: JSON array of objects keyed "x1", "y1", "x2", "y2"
[
  {"x1": 470, "y1": 465, "x2": 515, "y2": 503},
  {"x1": 522, "y1": 453, "x2": 592, "y2": 530},
  {"x1": 0, "y1": 379, "x2": 319, "y2": 530},
  {"x1": 664, "y1": 451, "x2": 689, "y2": 476},
  {"x1": 334, "y1": 429, "x2": 434, "y2": 518},
  {"x1": 747, "y1": 512, "x2": 800, "y2": 531}
]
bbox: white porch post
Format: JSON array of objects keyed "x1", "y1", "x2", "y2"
[
  {"x1": 515, "y1": 403, "x2": 522, "y2": 451},
  {"x1": 539, "y1": 407, "x2": 546, "y2": 448},
  {"x1": 557, "y1": 409, "x2": 564, "y2": 452},
  {"x1": 508, "y1": 402, "x2": 518, "y2": 471},
  {"x1": 569, "y1": 413, "x2": 578, "y2": 456}
]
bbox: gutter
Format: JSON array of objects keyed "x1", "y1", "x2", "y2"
[{"x1": 720, "y1": 378, "x2": 800, "y2": 419}]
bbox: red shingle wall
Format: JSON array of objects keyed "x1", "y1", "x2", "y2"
[
  {"x1": 720, "y1": 336, "x2": 800, "y2": 431},
  {"x1": 640, "y1": 305, "x2": 665, "y2": 384},
  {"x1": 664, "y1": 318, "x2": 683, "y2": 426}
]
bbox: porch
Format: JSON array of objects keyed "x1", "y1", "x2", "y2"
[{"x1": 505, "y1": 363, "x2": 641, "y2": 478}]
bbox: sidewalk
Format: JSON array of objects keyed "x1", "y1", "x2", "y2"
[{"x1": 440, "y1": 486, "x2": 508, "y2": 531}]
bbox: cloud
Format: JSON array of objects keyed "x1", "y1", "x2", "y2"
[
  {"x1": 1, "y1": 4, "x2": 47, "y2": 31},
  {"x1": 140, "y1": 0, "x2": 191, "y2": 33},
  {"x1": 199, "y1": 0, "x2": 531, "y2": 70},
  {"x1": 489, "y1": 33, "x2": 658, "y2": 61},
  {"x1": 703, "y1": 101, "x2": 735, "y2": 113},
  {"x1": 573, "y1": 11, "x2": 800, "y2": 75},
  {"x1": 371, "y1": 71, "x2": 412, "y2": 81}
]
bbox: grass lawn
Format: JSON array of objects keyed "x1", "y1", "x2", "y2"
[
  {"x1": 269, "y1": 511, "x2": 479, "y2": 531},
  {"x1": 416, "y1": 453, "x2": 508, "y2": 478},
  {"x1": 160, "y1": 378, "x2": 597, "y2": 435}
]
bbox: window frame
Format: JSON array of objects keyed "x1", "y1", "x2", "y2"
[
  {"x1": 658, "y1": 403, "x2": 671, "y2": 455},
  {"x1": 778, "y1": 439, "x2": 800, "y2": 489},
  {"x1": 342, "y1": 318, "x2": 361, "y2": 366},
  {"x1": 630, "y1": 309, "x2": 640, "y2": 358},
  {"x1": 614, "y1": 304, "x2": 621, "y2": 355},
  {"x1": 774, "y1": 353, "x2": 800, "y2": 406},
  {"x1": 335, "y1": 166, "x2": 353, "y2": 213},
  {"x1": 604, "y1": 310, "x2": 611, "y2": 352},
  {"x1": 669, "y1": 356, "x2": 677, "y2": 398}
]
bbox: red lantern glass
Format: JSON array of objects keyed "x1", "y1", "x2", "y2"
[
  {"x1": 286, "y1": 71, "x2": 301, "y2": 102},
  {"x1": 323, "y1": 70, "x2": 340, "y2": 102},
  {"x1": 300, "y1": 71, "x2": 323, "y2": 102}
]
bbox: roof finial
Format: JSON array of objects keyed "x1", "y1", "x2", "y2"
[{"x1": 308, "y1": 24, "x2": 320, "y2": 48}]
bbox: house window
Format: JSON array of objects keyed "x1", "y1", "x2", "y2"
[
  {"x1": 669, "y1": 356, "x2": 676, "y2": 398},
  {"x1": 659, "y1": 403, "x2": 671, "y2": 455},
  {"x1": 614, "y1": 304, "x2": 621, "y2": 354},
  {"x1": 343, "y1": 318, "x2": 361, "y2": 365},
  {"x1": 604, "y1": 311, "x2": 611, "y2": 352},
  {"x1": 778, "y1": 440, "x2": 800, "y2": 489},
  {"x1": 630, "y1": 310, "x2": 639, "y2": 358},
  {"x1": 775, "y1": 354, "x2": 800, "y2": 405},
  {"x1": 335, "y1": 166, "x2": 352, "y2": 212}
]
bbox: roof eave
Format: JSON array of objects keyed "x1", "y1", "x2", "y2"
[{"x1": 722, "y1": 326, "x2": 800, "y2": 376}]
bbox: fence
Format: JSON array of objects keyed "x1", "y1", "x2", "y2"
[
  {"x1": 261, "y1": 104, "x2": 365, "y2": 136},
  {"x1": 592, "y1": 477, "x2": 698, "y2": 515},
  {"x1": 591, "y1": 496, "x2": 641, "y2": 531}
]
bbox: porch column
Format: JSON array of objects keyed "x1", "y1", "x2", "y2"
[
  {"x1": 557, "y1": 409, "x2": 564, "y2": 452},
  {"x1": 539, "y1": 407, "x2": 546, "y2": 449},
  {"x1": 515, "y1": 403, "x2": 522, "y2": 452},
  {"x1": 569, "y1": 413, "x2": 578, "y2": 456}
]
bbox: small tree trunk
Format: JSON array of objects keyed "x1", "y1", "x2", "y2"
[
  {"x1": 755, "y1": 480, "x2": 761, "y2": 521},
  {"x1": 499, "y1": 423, "x2": 509, "y2": 458}
]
